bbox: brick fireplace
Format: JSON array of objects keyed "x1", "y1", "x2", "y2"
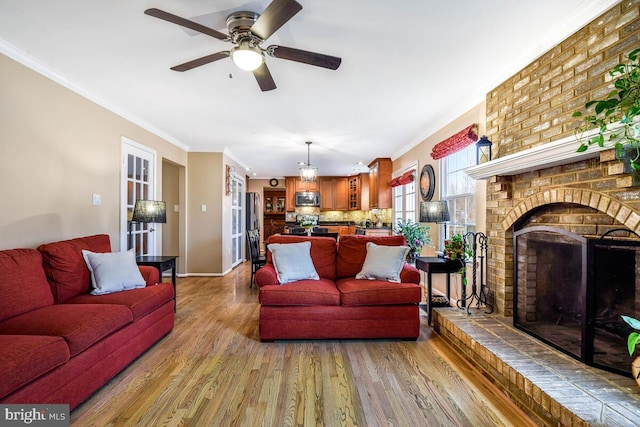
[{"x1": 464, "y1": 0, "x2": 640, "y2": 319}]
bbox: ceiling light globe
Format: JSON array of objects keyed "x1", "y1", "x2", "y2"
[{"x1": 231, "y1": 44, "x2": 264, "y2": 71}]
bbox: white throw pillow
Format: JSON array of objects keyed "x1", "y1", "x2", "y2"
[
  {"x1": 356, "y1": 242, "x2": 409, "y2": 283},
  {"x1": 268, "y1": 241, "x2": 319, "y2": 284},
  {"x1": 82, "y1": 249, "x2": 147, "y2": 295}
]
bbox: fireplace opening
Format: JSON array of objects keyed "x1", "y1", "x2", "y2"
[{"x1": 514, "y1": 226, "x2": 640, "y2": 377}]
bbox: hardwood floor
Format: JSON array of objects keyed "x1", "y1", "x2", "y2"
[{"x1": 70, "y1": 263, "x2": 536, "y2": 427}]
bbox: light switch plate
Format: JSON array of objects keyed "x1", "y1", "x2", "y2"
[{"x1": 92, "y1": 194, "x2": 101, "y2": 206}]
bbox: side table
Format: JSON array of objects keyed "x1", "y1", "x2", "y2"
[
  {"x1": 136, "y1": 255, "x2": 178, "y2": 311},
  {"x1": 415, "y1": 256, "x2": 464, "y2": 325}
]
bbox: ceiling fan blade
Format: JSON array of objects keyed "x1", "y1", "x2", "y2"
[
  {"x1": 253, "y1": 63, "x2": 277, "y2": 91},
  {"x1": 144, "y1": 8, "x2": 229, "y2": 41},
  {"x1": 267, "y1": 45, "x2": 341, "y2": 70},
  {"x1": 170, "y1": 52, "x2": 230, "y2": 72},
  {"x1": 250, "y1": 0, "x2": 302, "y2": 40}
]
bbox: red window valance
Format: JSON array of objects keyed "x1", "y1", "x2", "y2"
[
  {"x1": 430, "y1": 124, "x2": 478, "y2": 160},
  {"x1": 389, "y1": 170, "x2": 415, "y2": 188}
]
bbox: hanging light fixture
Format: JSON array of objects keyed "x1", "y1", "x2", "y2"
[{"x1": 299, "y1": 141, "x2": 318, "y2": 182}]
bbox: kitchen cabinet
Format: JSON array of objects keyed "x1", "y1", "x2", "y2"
[
  {"x1": 264, "y1": 218, "x2": 286, "y2": 240},
  {"x1": 348, "y1": 174, "x2": 369, "y2": 211},
  {"x1": 264, "y1": 190, "x2": 285, "y2": 214},
  {"x1": 319, "y1": 179, "x2": 333, "y2": 211},
  {"x1": 325, "y1": 225, "x2": 356, "y2": 238},
  {"x1": 335, "y1": 178, "x2": 349, "y2": 210},
  {"x1": 319, "y1": 177, "x2": 348, "y2": 211},
  {"x1": 368, "y1": 158, "x2": 392, "y2": 209},
  {"x1": 295, "y1": 179, "x2": 319, "y2": 192},
  {"x1": 285, "y1": 178, "x2": 296, "y2": 212}
]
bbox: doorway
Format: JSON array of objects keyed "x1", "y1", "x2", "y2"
[{"x1": 121, "y1": 138, "x2": 158, "y2": 255}]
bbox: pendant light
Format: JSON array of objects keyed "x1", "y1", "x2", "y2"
[{"x1": 299, "y1": 141, "x2": 318, "y2": 182}]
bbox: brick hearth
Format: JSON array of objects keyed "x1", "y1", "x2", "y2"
[{"x1": 433, "y1": 308, "x2": 640, "y2": 426}]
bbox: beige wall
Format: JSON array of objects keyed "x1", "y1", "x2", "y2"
[
  {"x1": 393, "y1": 102, "x2": 487, "y2": 248},
  {"x1": 393, "y1": 102, "x2": 487, "y2": 299},
  {"x1": 186, "y1": 152, "x2": 246, "y2": 274},
  {"x1": 0, "y1": 53, "x2": 187, "y2": 250}
]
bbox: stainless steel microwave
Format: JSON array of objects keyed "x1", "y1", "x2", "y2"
[{"x1": 295, "y1": 192, "x2": 320, "y2": 207}]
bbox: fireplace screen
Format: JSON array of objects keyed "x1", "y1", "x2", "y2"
[
  {"x1": 590, "y1": 237, "x2": 640, "y2": 374},
  {"x1": 514, "y1": 226, "x2": 586, "y2": 360},
  {"x1": 514, "y1": 226, "x2": 640, "y2": 377}
]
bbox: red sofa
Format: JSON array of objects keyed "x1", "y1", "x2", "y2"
[
  {"x1": 255, "y1": 234, "x2": 422, "y2": 341},
  {"x1": 0, "y1": 234, "x2": 174, "y2": 410}
]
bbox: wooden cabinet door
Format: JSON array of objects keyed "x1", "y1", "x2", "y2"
[
  {"x1": 368, "y1": 158, "x2": 392, "y2": 209},
  {"x1": 285, "y1": 178, "x2": 296, "y2": 212},
  {"x1": 334, "y1": 178, "x2": 349, "y2": 211},
  {"x1": 295, "y1": 178, "x2": 319, "y2": 192},
  {"x1": 319, "y1": 179, "x2": 333, "y2": 210},
  {"x1": 369, "y1": 162, "x2": 379, "y2": 208},
  {"x1": 348, "y1": 176, "x2": 360, "y2": 210}
]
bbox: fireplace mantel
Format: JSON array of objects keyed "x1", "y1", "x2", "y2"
[{"x1": 464, "y1": 129, "x2": 612, "y2": 180}]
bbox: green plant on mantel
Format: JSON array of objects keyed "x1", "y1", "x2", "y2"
[{"x1": 573, "y1": 48, "x2": 640, "y2": 170}]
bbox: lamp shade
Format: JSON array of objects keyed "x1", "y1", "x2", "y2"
[
  {"x1": 420, "y1": 201, "x2": 450, "y2": 223},
  {"x1": 132, "y1": 200, "x2": 166, "y2": 224}
]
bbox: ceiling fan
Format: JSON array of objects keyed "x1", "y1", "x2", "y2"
[{"x1": 144, "y1": 0, "x2": 342, "y2": 91}]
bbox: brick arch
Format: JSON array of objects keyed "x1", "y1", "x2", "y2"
[{"x1": 500, "y1": 187, "x2": 640, "y2": 233}]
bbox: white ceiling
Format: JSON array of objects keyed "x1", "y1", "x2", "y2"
[{"x1": 0, "y1": 0, "x2": 620, "y2": 178}]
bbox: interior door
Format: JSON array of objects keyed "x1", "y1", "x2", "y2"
[
  {"x1": 121, "y1": 138, "x2": 157, "y2": 255},
  {"x1": 230, "y1": 172, "x2": 244, "y2": 267}
]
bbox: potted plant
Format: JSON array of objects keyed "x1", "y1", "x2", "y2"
[
  {"x1": 573, "y1": 48, "x2": 640, "y2": 170},
  {"x1": 621, "y1": 315, "x2": 640, "y2": 385},
  {"x1": 394, "y1": 219, "x2": 432, "y2": 261},
  {"x1": 444, "y1": 233, "x2": 466, "y2": 261}
]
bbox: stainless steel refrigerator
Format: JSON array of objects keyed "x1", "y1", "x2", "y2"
[{"x1": 246, "y1": 192, "x2": 261, "y2": 257}]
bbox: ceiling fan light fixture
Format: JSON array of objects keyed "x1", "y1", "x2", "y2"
[{"x1": 231, "y1": 41, "x2": 264, "y2": 71}]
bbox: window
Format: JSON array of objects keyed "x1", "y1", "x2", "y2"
[
  {"x1": 393, "y1": 168, "x2": 417, "y2": 225},
  {"x1": 441, "y1": 144, "x2": 476, "y2": 244}
]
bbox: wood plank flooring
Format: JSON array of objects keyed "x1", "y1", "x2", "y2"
[{"x1": 70, "y1": 263, "x2": 536, "y2": 427}]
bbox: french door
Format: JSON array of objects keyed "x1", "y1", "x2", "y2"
[
  {"x1": 230, "y1": 172, "x2": 244, "y2": 267},
  {"x1": 121, "y1": 138, "x2": 158, "y2": 255}
]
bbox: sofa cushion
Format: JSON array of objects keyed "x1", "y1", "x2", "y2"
[
  {"x1": 82, "y1": 249, "x2": 147, "y2": 295},
  {"x1": 0, "y1": 304, "x2": 132, "y2": 356},
  {"x1": 68, "y1": 282, "x2": 174, "y2": 321},
  {"x1": 259, "y1": 278, "x2": 340, "y2": 306},
  {"x1": 266, "y1": 235, "x2": 337, "y2": 280},
  {"x1": 0, "y1": 335, "x2": 70, "y2": 400},
  {"x1": 356, "y1": 242, "x2": 409, "y2": 283},
  {"x1": 336, "y1": 235, "x2": 407, "y2": 278},
  {"x1": 268, "y1": 241, "x2": 319, "y2": 284},
  {"x1": 336, "y1": 278, "x2": 422, "y2": 306},
  {"x1": 0, "y1": 249, "x2": 54, "y2": 322},
  {"x1": 38, "y1": 234, "x2": 112, "y2": 303}
]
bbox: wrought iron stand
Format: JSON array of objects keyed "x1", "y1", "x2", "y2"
[{"x1": 456, "y1": 232, "x2": 494, "y2": 315}]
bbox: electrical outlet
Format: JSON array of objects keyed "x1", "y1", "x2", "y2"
[
  {"x1": 92, "y1": 194, "x2": 101, "y2": 206},
  {"x1": 174, "y1": 204, "x2": 180, "y2": 212}
]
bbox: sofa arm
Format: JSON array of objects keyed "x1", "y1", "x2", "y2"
[
  {"x1": 400, "y1": 263, "x2": 420, "y2": 284},
  {"x1": 255, "y1": 264, "x2": 279, "y2": 287},
  {"x1": 138, "y1": 265, "x2": 160, "y2": 286}
]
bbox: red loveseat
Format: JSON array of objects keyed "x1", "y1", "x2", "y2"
[
  {"x1": 255, "y1": 234, "x2": 422, "y2": 341},
  {"x1": 0, "y1": 234, "x2": 174, "y2": 410}
]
